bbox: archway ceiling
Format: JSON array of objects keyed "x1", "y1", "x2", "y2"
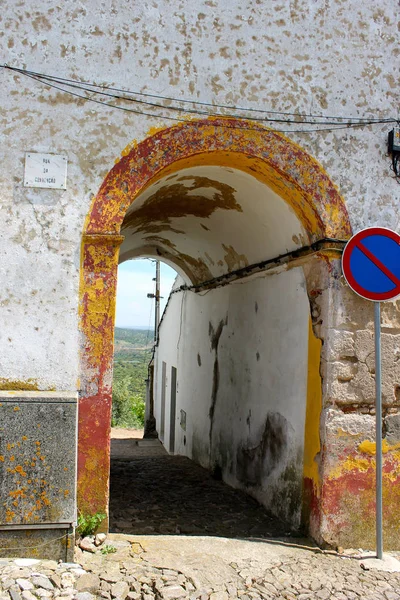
[{"x1": 120, "y1": 165, "x2": 309, "y2": 285}]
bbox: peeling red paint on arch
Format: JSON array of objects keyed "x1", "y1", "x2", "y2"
[{"x1": 78, "y1": 117, "x2": 351, "y2": 522}]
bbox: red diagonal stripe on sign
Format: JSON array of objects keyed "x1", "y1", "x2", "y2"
[{"x1": 357, "y1": 241, "x2": 400, "y2": 288}]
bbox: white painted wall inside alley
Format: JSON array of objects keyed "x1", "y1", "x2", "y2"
[{"x1": 154, "y1": 266, "x2": 310, "y2": 527}]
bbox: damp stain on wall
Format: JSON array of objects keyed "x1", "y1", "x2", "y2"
[
  {"x1": 208, "y1": 317, "x2": 227, "y2": 457},
  {"x1": 122, "y1": 175, "x2": 242, "y2": 234},
  {"x1": 235, "y1": 411, "x2": 303, "y2": 524},
  {"x1": 236, "y1": 412, "x2": 289, "y2": 486}
]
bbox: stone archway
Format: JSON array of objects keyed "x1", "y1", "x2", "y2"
[{"x1": 78, "y1": 117, "x2": 351, "y2": 533}]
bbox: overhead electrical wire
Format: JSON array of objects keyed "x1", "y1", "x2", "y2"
[
  {"x1": 2, "y1": 64, "x2": 394, "y2": 124},
  {"x1": 1, "y1": 64, "x2": 397, "y2": 134},
  {"x1": 3, "y1": 64, "x2": 396, "y2": 123}
]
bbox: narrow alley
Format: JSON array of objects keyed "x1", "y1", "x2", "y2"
[{"x1": 109, "y1": 433, "x2": 289, "y2": 539}]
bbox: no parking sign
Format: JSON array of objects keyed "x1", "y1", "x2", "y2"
[
  {"x1": 342, "y1": 227, "x2": 400, "y2": 560},
  {"x1": 342, "y1": 227, "x2": 400, "y2": 302}
]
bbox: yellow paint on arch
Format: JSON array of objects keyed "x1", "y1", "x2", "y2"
[{"x1": 303, "y1": 317, "x2": 322, "y2": 522}]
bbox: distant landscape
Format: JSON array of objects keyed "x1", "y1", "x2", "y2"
[{"x1": 112, "y1": 327, "x2": 154, "y2": 428}]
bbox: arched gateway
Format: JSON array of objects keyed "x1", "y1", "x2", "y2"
[{"x1": 78, "y1": 117, "x2": 351, "y2": 541}]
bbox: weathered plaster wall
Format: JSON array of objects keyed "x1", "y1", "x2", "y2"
[{"x1": 154, "y1": 267, "x2": 310, "y2": 528}]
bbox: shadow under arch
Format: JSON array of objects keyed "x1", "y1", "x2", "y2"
[{"x1": 78, "y1": 117, "x2": 352, "y2": 528}]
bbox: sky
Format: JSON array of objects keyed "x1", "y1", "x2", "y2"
[{"x1": 115, "y1": 259, "x2": 178, "y2": 328}]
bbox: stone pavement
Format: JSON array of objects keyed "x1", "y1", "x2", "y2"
[
  {"x1": 109, "y1": 435, "x2": 292, "y2": 539},
  {"x1": 1, "y1": 434, "x2": 400, "y2": 599},
  {"x1": 1, "y1": 534, "x2": 400, "y2": 600}
]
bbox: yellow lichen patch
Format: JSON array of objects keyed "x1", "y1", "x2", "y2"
[
  {"x1": 9, "y1": 489, "x2": 26, "y2": 499},
  {"x1": 0, "y1": 456, "x2": 4, "y2": 462},
  {"x1": 5, "y1": 509, "x2": 16, "y2": 522},
  {"x1": 328, "y1": 455, "x2": 372, "y2": 480},
  {"x1": 0, "y1": 378, "x2": 39, "y2": 391},
  {"x1": 13, "y1": 406, "x2": 20, "y2": 411},
  {"x1": 15, "y1": 465, "x2": 27, "y2": 477},
  {"x1": 358, "y1": 439, "x2": 400, "y2": 455}
]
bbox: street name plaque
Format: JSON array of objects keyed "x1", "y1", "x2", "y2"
[{"x1": 24, "y1": 152, "x2": 67, "y2": 189}]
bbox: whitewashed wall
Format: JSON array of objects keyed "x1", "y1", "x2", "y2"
[{"x1": 154, "y1": 267, "x2": 310, "y2": 526}]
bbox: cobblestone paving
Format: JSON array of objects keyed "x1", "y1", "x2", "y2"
[
  {"x1": 2, "y1": 438, "x2": 399, "y2": 600},
  {"x1": 1, "y1": 535, "x2": 400, "y2": 600},
  {"x1": 109, "y1": 455, "x2": 289, "y2": 538}
]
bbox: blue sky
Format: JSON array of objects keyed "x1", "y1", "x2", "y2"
[{"x1": 115, "y1": 259, "x2": 177, "y2": 328}]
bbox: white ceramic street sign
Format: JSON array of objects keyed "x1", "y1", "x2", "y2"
[{"x1": 24, "y1": 152, "x2": 67, "y2": 189}]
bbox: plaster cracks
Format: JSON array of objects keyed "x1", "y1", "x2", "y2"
[{"x1": 208, "y1": 317, "x2": 227, "y2": 460}]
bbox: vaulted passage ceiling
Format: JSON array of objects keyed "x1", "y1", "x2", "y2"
[{"x1": 120, "y1": 165, "x2": 309, "y2": 285}]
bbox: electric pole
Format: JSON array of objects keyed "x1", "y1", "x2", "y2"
[
  {"x1": 154, "y1": 260, "x2": 160, "y2": 342},
  {"x1": 147, "y1": 260, "x2": 162, "y2": 341},
  {"x1": 144, "y1": 260, "x2": 161, "y2": 438}
]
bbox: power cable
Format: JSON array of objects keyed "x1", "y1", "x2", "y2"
[
  {"x1": 166, "y1": 237, "x2": 346, "y2": 294},
  {"x1": 2, "y1": 64, "x2": 394, "y2": 124},
  {"x1": 1, "y1": 65, "x2": 396, "y2": 133},
  {"x1": 4, "y1": 66, "x2": 392, "y2": 126}
]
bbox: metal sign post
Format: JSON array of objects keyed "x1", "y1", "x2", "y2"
[
  {"x1": 342, "y1": 226, "x2": 400, "y2": 560},
  {"x1": 374, "y1": 301, "x2": 383, "y2": 560}
]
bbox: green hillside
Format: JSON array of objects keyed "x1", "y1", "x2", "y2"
[{"x1": 112, "y1": 327, "x2": 154, "y2": 428}]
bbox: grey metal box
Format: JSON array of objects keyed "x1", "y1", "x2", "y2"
[{"x1": 0, "y1": 392, "x2": 77, "y2": 527}]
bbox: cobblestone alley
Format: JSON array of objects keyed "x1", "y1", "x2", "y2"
[{"x1": 109, "y1": 435, "x2": 289, "y2": 539}]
